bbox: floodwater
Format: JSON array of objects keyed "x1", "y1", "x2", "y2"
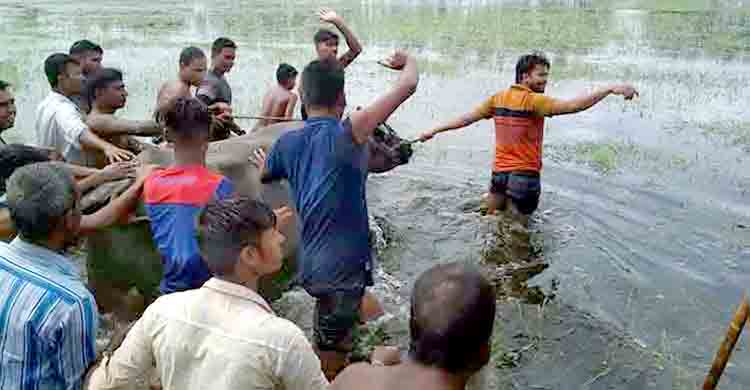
[{"x1": 3, "y1": 0, "x2": 750, "y2": 388}]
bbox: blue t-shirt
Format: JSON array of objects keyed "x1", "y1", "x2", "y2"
[{"x1": 264, "y1": 117, "x2": 372, "y2": 296}]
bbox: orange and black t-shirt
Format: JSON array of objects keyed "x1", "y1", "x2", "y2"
[{"x1": 473, "y1": 84, "x2": 555, "y2": 173}]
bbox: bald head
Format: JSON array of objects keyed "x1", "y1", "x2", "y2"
[{"x1": 409, "y1": 262, "x2": 496, "y2": 374}]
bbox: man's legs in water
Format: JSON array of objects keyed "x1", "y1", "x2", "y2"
[{"x1": 313, "y1": 290, "x2": 363, "y2": 380}]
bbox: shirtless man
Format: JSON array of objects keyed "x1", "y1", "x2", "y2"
[
  {"x1": 300, "y1": 8, "x2": 363, "y2": 120},
  {"x1": 253, "y1": 63, "x2": 298, "y2": 130},
  {"x1": 154, "y1": 47, "x2": 207, "y2": 143},
  {"x1": 86, "y1": 68, "x2": 161, "y2": 158},
  {"x1": 332, "y1": 263, "x2": 496, "y2": 390}
]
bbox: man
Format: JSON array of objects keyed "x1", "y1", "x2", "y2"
[
  {"x1": 253, "y1": 63, "x2": 298, "y2": 130},
  {"x1": 154, "y1": 46, "x2": 207, "y2": 143},
  {"x1": 420, "y1": 53, "x2": 638, "y2": 221},
  {"x1": 36, "y1": 53, "x2": 134, "y2": 166},
  {"x1": 300, "y1": 8, "x2": 363, "y2": 119},
  {"x1": 69, "y1": 39, "x2": 104, "y2": 112},
  {"x1": 0, "y1": 162, "x2": 98, "y2": 389},
  {"x1": 86, "y1": 197, "x2": 329, "y2": 390},
  {"x1": 86, "y1": 68, "x2": 162, "y2": 157},
  {"x1": 144, "y1": 97, "x2": 235, "y2": 295},
  {"x1": 196, "y1": 37, "x2": 244, "y2": 140},
  {"x1": 332, "y1": 262, "x2": 497, "y2": 390},
  {"x1": 0, "y1": 144, "x2": 153, "y2": 242},
  {"x1": 251, "y1": 50, "x2": 418, "y2": 379},
  {"x1": 0, "y1": 80, "x2": 15, "y2": 144}
]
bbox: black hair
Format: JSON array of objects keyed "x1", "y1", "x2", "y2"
[
  {"x1": 179, "y1": 46, "x2": 206, "y2": 66},
  {"x1": 314, "y1": 29, "x2": 339, "y2": 44},
  {"x1": 409, "y1": 262, "x2": 496, "y2": 374},
  {"x1": 165, "y1": 97, "x2": 211, "y2": 139},
  {"x1": 0, "y1": 144, "x2": 54, "y2": 193},
  {"x1": 197, "y1": 196, "x2": 277, "y2": 275},
  {"x1": 86, "y1": 68, "x2": 123, "y2": 107},
  {"x1": 44, "y1": 53, "x2": 78, "y2": 88},
  {"x1": 276, "y1": 63, "x2": 298, "y2": 84},
  {"x1": 515, "y1": 52, "x2": 550, "y2": 84},
  {"x1": 0, "y1": 80, "x2": 9, "y2": 91},
  {"x1": 301, "y1": 59, "x2": 344, "y2": 108},
  {"x1": 69, "y1": 39, "x2": 103, "y2": 56},
  {"x1": 211, "y1": 37, "x2": 237, "y2": 58}
]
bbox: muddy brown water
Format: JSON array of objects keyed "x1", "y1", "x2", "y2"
[{"x1": 3, "y1": 0, "x2": 750, "y2": 388}]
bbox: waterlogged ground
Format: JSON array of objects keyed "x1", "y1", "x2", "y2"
[{"x1": 3, "y1": 0, "x2": 750, "y2": 388}]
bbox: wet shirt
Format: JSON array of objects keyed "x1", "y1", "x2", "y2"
[
  {"x1": 0, "y1": 238, "x2": 98, "y2": 390},
  {"x1": 87, "y1": 278, "x2": 328, "y2": 390},
  {"x1": 143, "y1": 165, "x2": 234, "y2": 294},
  {"x1": 35, "y1": 91, "x2": 95, "y2": 166},
  {"x1": 196, "y1": 70, "x2": 232, "y2": 105},
  {"x1": 474, "y1": 84, "x2": 556, "y2": 173},
  {"x1": 264, "y1": 117, "x2": 372, "y2": 296}
]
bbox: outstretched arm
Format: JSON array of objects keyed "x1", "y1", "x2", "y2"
[
  {"x1": 349, "y1": 50, "x2": 419, "y2": 145},
  {"x1": 542, "y1": 84, "x2": 638, "y2": 117},
  {"x1": 87, "y1": 115, "x2": 162, "y2": 137},
  {"x1": 79, "y1": 130, "x2": 135, "y2": 163},
  {"x1": 418, "y1": 111, "x2": 486, "y2": 142},
  {"x1": 319, "y1": 8, "x2": 363, "y2": 68}
]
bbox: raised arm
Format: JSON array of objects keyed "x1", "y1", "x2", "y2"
[
  {"x1": 349, "y1": 50, "x2": 419, "y2": 145},
  {"x1": 319, "y1": 9, "x2": 362, "y2": 68},
  {"x1": 87, "y1": 115, "x2": 162, "y2": 137},
  {"x1": 542, "y1": 84, "x2": 638, "y2": 117}
]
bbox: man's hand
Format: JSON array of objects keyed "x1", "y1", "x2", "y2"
[
  {"x1": 104, "y1": 145, "x2": 135, "y2": 163},
  {"x1": 377, "y1": 50, "x2": 409, "y2": 71},
  {"x1": 98, "y1": 161, "x2": 138, "y2": 182},
  {"x1": 318, "y1": 8, "x2": 343, "y2": 25},
  {"x1": 611, "y1": 84, "x2": 639, "y2": 100},
  {"x1": 418, "y1": 129, "x2": 437, "y2": 142},
  {"x1": 249, "y1": 148, "x2": 267, "y2": 170},
  {"x1": 273, "y1": 206, "x2": 294, "y2": 230}
]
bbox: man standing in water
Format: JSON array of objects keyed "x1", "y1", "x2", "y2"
[
  {"x1": 196, "y1": 37, "x2": 243, "y2": 139},
  {"x1": 0, "y1": 80, "x2": 15, "y2": 144},
  {"x1": 300, "y1": 8, "x2": 363, "y2": 119},
  {"x1": 86, "y1": 68, "x2": 162, "y2": 156},
  {"x1": 69, "y1": 39, "x2": 104, "y2": 112},
  {"x1": 154, "y1": 47, "x2": 207, "y2": 143},
  {"x1": 420, "y1": 53, "x2": 638, "y2": 223},
  {"x1": 253, "y1": 63, "x2": 298, "y2": 130},
  {"x1": 251, "y1": 50, "x2": 418, "y2": 380}
]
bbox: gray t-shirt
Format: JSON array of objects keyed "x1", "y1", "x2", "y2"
[{"x1": 196, "y1": 70, "x2": 232, "y2": 105}]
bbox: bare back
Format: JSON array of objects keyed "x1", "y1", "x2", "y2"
[
  {"x1": 155, "y1": 80, "x2": 192, "y2": 120},
  {"x1": 256, "y1": 85, "x2": 297, "y2": 128},
  {"x1": 332, "y1": 363, "x2": 466, "y2": 390}
]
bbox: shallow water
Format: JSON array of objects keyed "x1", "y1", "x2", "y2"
[{"x1": 3, "y1": 0, "x2": 750, "y2": 388}]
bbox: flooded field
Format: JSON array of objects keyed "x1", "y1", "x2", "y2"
[{"x1": 2, "y1": 0, "x2": 750, "y2": 388}]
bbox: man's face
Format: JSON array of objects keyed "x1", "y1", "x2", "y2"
[
  {"x1": 0, "y1": 89, "x2": 16, "y2": 131},
  {"x1": 181, "y1": 57, "x2": 207, "y2": 86},
  {"x1": 316, "y1": 39, "x2": 339, "y2": 61},
  {"x1": 522, "y1": 65, "x2": 549, "y2": 93},
  {"x1": 97, "y1": 80, "x2": 128, "y2": 110},
  {"x1": 81, "y1": 51, "x2": 103, "y2": 75},
  {"x1": 283, "y1": 76, "x2": 296, "y2": 91},
  {"x1": 213, "y1": 48, "x2": 236, "y2": 74},
  {"x1": 60, "y1": 62, "x2": 84, "y2": 96}
]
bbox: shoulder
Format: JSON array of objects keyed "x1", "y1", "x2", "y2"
[{"x1": 332, "y1": 363, "x2": 379, "y2": 389}]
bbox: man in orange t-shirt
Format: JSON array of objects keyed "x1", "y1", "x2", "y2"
[{"x1": 420, "y1": 52, "x2": 638, "y2": 222}]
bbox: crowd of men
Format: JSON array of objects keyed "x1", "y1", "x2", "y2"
[{"x1": 0, "y1": 6, "x2": 639, "y2": 390}]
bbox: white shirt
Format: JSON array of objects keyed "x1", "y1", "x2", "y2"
[
  {"x1": 87, "y1": 278, "x2": 329, "y2": 390},
  {"x1": 35, "y1": 91, "x2": 91, "y2": 165}
]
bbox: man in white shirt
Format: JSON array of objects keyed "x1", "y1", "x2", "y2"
[
  {"x1": 36, "y1": 53, "x2": 133, "y2": 166},
  {"x1": 86, "y1": 197, "x2": 329, "y2": 390}
]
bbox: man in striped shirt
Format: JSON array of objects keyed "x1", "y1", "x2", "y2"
[{"x1": 0, "y1": 162, "x2": 98, "y2": 390}]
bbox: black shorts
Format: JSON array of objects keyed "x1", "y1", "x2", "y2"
[
  {"x1": 313, "y1": 289, "x2": 363, "y2": 352},
  {"x1": 490, "y1": 171, "x2": 541, "y2": 215}
]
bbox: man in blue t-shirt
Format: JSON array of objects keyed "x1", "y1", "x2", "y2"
[{"x1": 252, "y1": 51, "x2": 419, "y2": 380}]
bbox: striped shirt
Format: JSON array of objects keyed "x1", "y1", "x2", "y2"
[{"x1": 0, "y1": 237, "x2": 98, "y2": 390}]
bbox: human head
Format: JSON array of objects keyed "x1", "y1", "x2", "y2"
[
  {"x1": 69, "y1": 40, "x2": 103, "y2": 76},
  {"x1": 276, "y1": 63, "x2": 298, "y2": 90},
  {"x1": 515, "y1": 52, "x2": 550, "y2": 93},
  {"x1": 409, "y1": 262, "x2": 496, "y2": 376},
  {"x1": 6, "y1": 162, "x2": 81, "y2": 248},
  {"x1": 0, "y1": 144, "x2": 62, "y2": 193},
  {"x1": 0, "y1": 80, "x2": 15, "y2": 132},
  {"x1": 301, "y1": 59, "x2": 345, "y2": 116},
  {"x1": 165, "y1": 97, "x2": 211, "y2": 154},
  {"x1": 44, "y1": 53, "x2": 83, "y2": 96},
  {"x1": 179, "y1": 47, "x2": 208, "y2": 87},
  {"x1": 210, "y1": 37, "x2": 237, "y2": 75},
  {"x1": 197, "y1": 197, "x2": 285, "y2": 279},
  {"x1": 314, "y1": 29, "x2": 339, "y2": 61},
  {"x1": 87, "y1": 68, "x2": 127, "y2": 111}
]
